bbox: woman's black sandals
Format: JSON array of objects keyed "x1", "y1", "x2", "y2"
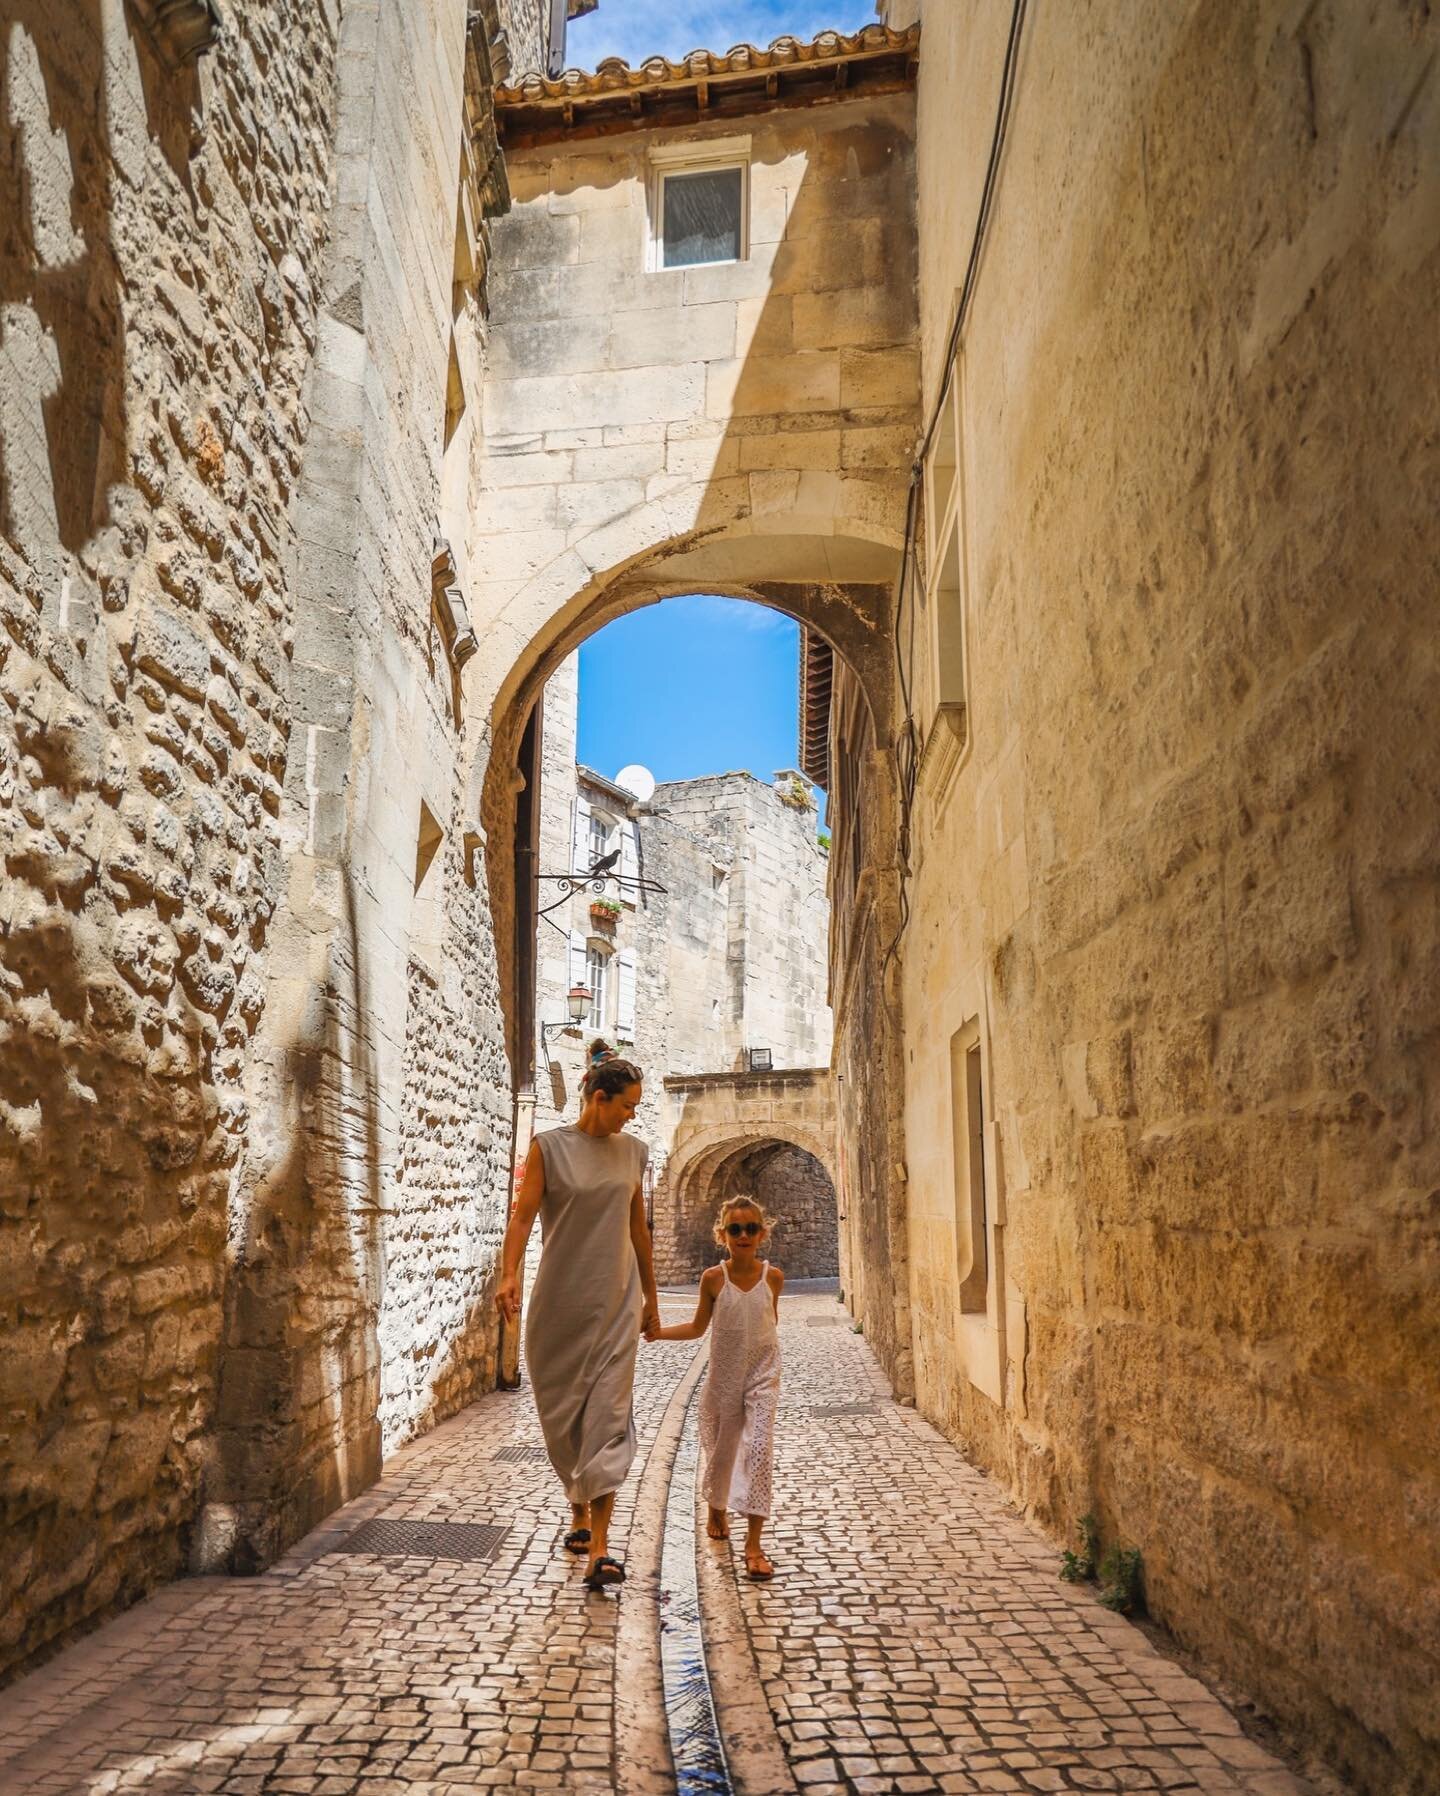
[
  {"x1": 583, "y1": 1556, "x2": 626, "y2": 1590},
  {"x1": 563, "y1": 1528, "x2": 591, "y2": 1555}
]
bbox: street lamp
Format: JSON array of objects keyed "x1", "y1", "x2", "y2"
[{"x1": 541, "y1": 984, "x2": 592, "y2": 1076}]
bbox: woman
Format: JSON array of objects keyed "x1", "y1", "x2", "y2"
[{"x1": 495, "y1": 1045, "x2": 659, "y2": 1591}]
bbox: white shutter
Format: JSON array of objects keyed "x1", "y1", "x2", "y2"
[
  {"x1": 568, "y1": 929, "x2": 588, "y2": 994},
  {"x1": 571, "y1": 795, "x2": 591, "y2": 872},
  {"x1": 616, "y1": 948, "x2": 636, "y2": 1036},
  {"x1": 620, "y1": 818, "x2": 638, "y2": 890}
]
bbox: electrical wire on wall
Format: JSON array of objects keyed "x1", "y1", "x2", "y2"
[{"x1": 882, "y1": 0, "x2": 1032, "y2": 978}]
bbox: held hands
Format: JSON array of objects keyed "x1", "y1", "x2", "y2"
[
  {"x1": 641, "y1": 1305, "x2": 661, "y2": 1342},
  {"x1": 495, "y1": 1273, "x2": 521, "y2": 1325}
]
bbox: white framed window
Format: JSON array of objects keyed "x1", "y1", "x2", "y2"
[
  {"x1": 616, "y1": 948, "x2": 636, "y2": 1038},
  {"x1": 647, "y1": 137, "x2": 751, "y2": 273},
  {"x1": 589, "y1": 807, "x2": 611, "y2": 867},
  {"x1": 586, "y1": 942, "x2": 611, "y2": 1027}
]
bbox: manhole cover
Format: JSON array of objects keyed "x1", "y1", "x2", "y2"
[
  {"x1": 807, "y1": 1403, "x2": 877, "y2": 1418},
  {"x1": 493, "y1": 1444, "x2": 550, "y2": 1464},
  {"x1": 329, "y1": 1519, "x2": 509, "y2": 1562},
  {"x1": 806, "y1": 1315, "x2": 845, "y2": 1328}
]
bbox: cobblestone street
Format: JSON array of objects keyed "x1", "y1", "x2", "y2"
[{"x1": 0, "y1": 1291, "x2": 1320, "y2": 1796}]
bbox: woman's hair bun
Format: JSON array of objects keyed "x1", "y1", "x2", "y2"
[{"x1": 582, "y1": 1051, "x2": 642, "y2": 1100}]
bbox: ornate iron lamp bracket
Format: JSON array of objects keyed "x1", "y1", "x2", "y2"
[{"x1": 535, "y1": 870, "x2": 667, "y2": 934}]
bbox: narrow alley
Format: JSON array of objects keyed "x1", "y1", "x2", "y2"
[{"x1": 0, "y1": 1287, "x2": 1313, "y2": 1796}]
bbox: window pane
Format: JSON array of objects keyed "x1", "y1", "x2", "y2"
[
  {"x1": 587, "y1": 948, "x2": 608, "y2": 1023},
  {"x1": 663, "y1": 167, "x2": 742, "y2": 268}
]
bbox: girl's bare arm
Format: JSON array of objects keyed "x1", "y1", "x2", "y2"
[
  {"x1": 767, "y1": 1262, "x2": 785, "y2": 1321},
  {"x1": 650, "y1": 1269, "x2": 721, "y2": 1341}
]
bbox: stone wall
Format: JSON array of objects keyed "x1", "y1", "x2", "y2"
[
  {"x1": 0, "y1": 0, "x2": 339, "y2": 1672},
  {"x1": 886, "y1": 1, "x2": 1440, "y2": 1786},
  {"x1": 0, "y1": 0, "x2": 536, "y2": 1676}
]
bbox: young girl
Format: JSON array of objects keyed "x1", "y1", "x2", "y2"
[{"x1": 648, "y1": 1196, "x2": 784, "y2": 1579}]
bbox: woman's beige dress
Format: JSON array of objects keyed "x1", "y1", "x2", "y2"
[{"x1": 527, "y1": 1124, "x2": 649, "y2": 1503}]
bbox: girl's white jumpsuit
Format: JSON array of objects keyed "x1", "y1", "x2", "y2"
[{"x1": 699, "y1": 1264, "x2": 782, "y2": 1516}]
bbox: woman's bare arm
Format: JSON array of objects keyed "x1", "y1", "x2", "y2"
[
  {"x1": 495, "y1": 1141, "x2": 544, "y2": 1323},
  {"x1": 650, "y1": 1268, "x2": 721, "y2": 1341},
  {"x1": 629, "y1": 1182, "x2": 661, "y2": 1336}
]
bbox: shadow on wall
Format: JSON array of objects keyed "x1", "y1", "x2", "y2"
[
  {"x1": 0, "y1": 4, "x2": 199, "y2": 553},
  {"x1": 204, "y1": 869, "x2": 382, "y2": 1574},
  {"x1": 0, "y1": 702, "x2": 232, "y2": 1672}
]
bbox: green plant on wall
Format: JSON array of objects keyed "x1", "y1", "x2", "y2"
[
  {"x1": 1098, "y1": 1545, "x2": 1144, "y2": 1614},
  {"x1": 1058, "y1": 1514, "x2": 1144, "y2": 1614},
  {"x1": 1060, "y1": 1512, "x2": 1101, "y2": 1583}
]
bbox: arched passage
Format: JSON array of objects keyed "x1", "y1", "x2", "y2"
[
  {"x1": 667, "y1": 1133, "x2": 839, "y2": 1285},
  {"x1": 470, "y1": 518, "x2": 912, "y2": 1381}
]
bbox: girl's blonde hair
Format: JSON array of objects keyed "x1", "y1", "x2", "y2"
[{"x1": 713, "y1": 1193, "x2": 772, "y2": 1246}]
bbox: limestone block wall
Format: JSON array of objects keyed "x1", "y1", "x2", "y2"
[
  {"x1": 636, "y1": 771, "x2": 833, "y2": 1078},
  {"x1": 0, "y1": 0, "x2": 339, "y2": 1674},
  {"x1": 467, "y1": 95, "x2": 918, "y2": 677},
  {"x1": 891, "y1": 1, "x2": 1440, "y2": 1786}
]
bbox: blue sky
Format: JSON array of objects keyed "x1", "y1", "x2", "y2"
[
  {"x1": 578, "y1": 596, "x2": 826, "y2": 820},
  {"x1": 566, "y1": 1, "x2": 877, "y2": 69}
]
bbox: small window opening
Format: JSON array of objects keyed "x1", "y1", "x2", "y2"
[
  {"x1": 443, "y1": 336, "x2": 465, "y2": 451},
  {"x1": 951, "y1": 1023, "x2": 989, "y2": 1315},
  {"x1": 661, "y1": 165, "x2": 744, "y2": 269},
  {"x1": 412, "y1": 799, "x2": 446, "y2": 971}
]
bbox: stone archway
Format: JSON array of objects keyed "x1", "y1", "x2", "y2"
[
  {"x1": 651, "y1": 1069, "x2": 839, "y2": 1284},
  {"x1": 673, "y1": 1136, "x2": 839, "y2": 1284}
]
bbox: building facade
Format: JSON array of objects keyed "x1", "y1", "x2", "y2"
[
  {"x1": 1, "y1": 4, "x2": 1436, "y2": 1788},
  {"x1": 529, "y1": 652, "x2": 837, "y2": 1280}
]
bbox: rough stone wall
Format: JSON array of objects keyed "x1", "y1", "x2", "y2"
[
  {"x1": 895, "y1": 2, "x2": 1440, "y2": 1787},
  {"x1": 209, "y1": 0, "x2": 516, "y2": 1577},
  {"x1": 0, "y1": 0, "x2": 338, "y2": 1674},
  {"x1": 652, "y1": 1068, "x2": 837, "y2": 1282}
]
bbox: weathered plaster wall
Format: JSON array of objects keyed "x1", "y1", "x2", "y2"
[
  {"x1": 896, "y1": 2, "x2": 1440, "y2": 1786},
  {"x1": 0, "y1": 0, "x2": 338, "y2": 1673}
]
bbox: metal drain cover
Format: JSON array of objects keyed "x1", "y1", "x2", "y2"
[
  {"x1": 806, "y1": 1315, "x2": 845, "y2": 1327},
  {"x1": 807, "y1": 1402, "x2": 877, "y2": 1418},
  {"x1": 330, "y1": 1519, "x2": 509, "y2": 1562},
  {"x1": 493, "y1": 1444, "x2": 550, "y2": 1464}
]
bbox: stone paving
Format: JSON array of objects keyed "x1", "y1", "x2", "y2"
[
  {"x1": 0, "y1": 1287, "x2": 1325, "y2": 1796},
  {"x1": 720, "y1": 1292, "x2": 1320, "y2": 1796}
]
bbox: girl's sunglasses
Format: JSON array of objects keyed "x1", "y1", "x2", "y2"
[{"x1": 726, "y1": 1221, "x2": 762, "y2": 1237}]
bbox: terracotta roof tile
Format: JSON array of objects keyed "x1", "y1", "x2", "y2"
[{"x1": 496, "y1": 22, "x2": 919, "y2": 105}]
